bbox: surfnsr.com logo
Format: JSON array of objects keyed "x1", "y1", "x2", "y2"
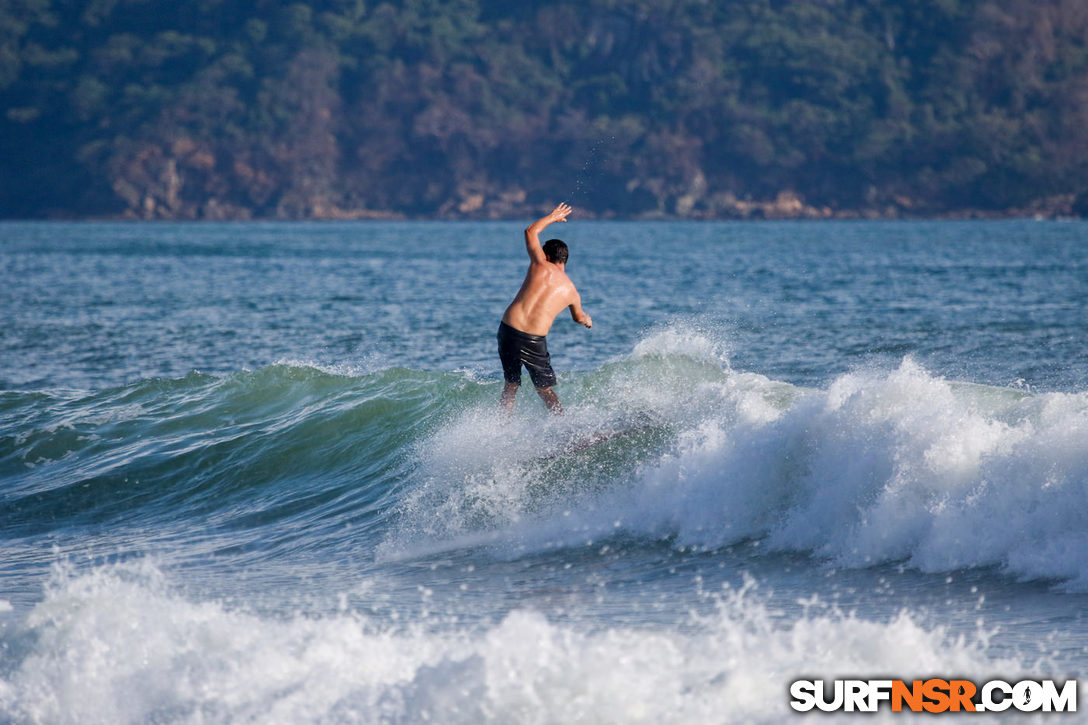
[{"x1": 790, "y1": 679, "x2": 1078, "y2": 713}]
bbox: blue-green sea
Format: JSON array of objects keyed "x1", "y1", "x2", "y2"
[{"x1": 1, "y1": 220, "x2": 1086, "y2": 722}]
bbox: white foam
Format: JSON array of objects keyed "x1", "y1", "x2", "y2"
[
  {"x1": 382, "y1": 326, "x2": 794, "y2": 555},
  {"x1": 630, "y1": 323, "x2": 730, "y2": 366},
  {"x1": 617, "y1": 357, "x2": 1088, "y2": 588},
  {"x1": 384, "y1": 406, "x2": 610, "y2": 552},
  {"x1": 393, "y1": 336, "x2": 1088, "y2": 590},
  {"x1": 0, "y1": 565, "x2": 1040, "y2": 725}
]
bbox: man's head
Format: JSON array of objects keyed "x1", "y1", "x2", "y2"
[{"x1": 542, "y1": 238, "x2": 568, "y2": 265}]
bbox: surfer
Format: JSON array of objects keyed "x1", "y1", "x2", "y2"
[{"x1": 498, "y1": 202, "x2": 592, "y2": 413}]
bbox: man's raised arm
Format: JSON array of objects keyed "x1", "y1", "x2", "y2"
[{"x1": 524, "y1": 203, "x2": 571, "y2": 262}]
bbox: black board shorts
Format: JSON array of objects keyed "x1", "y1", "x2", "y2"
[{"x1": 497, "y1": 321, "x2": 557, "y2": 388}]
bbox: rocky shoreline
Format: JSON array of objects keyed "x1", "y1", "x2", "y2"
[
  {"x1": 104, "y1": 189, "x2": 1087, "y2": 222},
  {"x1": 38, "y1": 137, "x2": 1076, "y2": 223},
  {"x1": 31, "y1": 144, "x2": 1088, "y2": 223}
]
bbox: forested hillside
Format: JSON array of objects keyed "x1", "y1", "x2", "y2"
[{"x1": 3, "y1": 0, "x2": 1088, "y2": 219}]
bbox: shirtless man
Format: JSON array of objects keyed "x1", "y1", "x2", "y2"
[{"x1": 498, "y1": 203, "x2": 592, "y2": 413}]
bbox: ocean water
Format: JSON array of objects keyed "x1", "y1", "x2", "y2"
[{"x1": 1, "y1": 219, "x2": 1086, "y2": 723}]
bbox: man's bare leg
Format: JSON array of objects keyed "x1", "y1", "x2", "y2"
[
  {"x1": 500, "y1": 382, "x2": 519, "y2": 412},
  {"x1": 536, "y1": 386, "x2": 563, "y2": 414}
]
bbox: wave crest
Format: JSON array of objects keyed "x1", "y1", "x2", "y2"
[{"x1": 395, "y1": 348, "x2": 1088, "y2": 590}]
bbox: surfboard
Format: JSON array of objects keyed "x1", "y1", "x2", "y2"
[
  {"x1": 538, "y1": 413, "x2": 660, "y2": 461},
  {"x1": 562, "y1": 427, "x2": 638, "y2": 454}
]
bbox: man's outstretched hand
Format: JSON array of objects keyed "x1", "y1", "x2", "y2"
[
  {"x1": 525, "y1": 203, "x2": 573, "y2": 258},
  {"x1": 547, "y1": 203, "x2": 572, "y2": 224}
]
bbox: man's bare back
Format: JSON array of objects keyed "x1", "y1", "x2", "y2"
[
  {"x1": 498, "y1": 203, "x2": 592, "y2": 413},
  {"x1": 502, "y1": 203, "x2": 592, "y2": 336}
]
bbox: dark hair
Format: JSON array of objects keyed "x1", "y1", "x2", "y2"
[{"x1": 542, "y1": 238, "x2": 568, "y2": 264}]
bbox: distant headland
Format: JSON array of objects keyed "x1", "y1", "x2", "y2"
[{"x1": 3, "y1": 1, "x2": 1087, "y2": 222}]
